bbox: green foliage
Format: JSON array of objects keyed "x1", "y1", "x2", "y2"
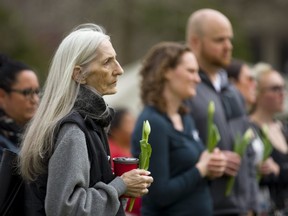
[
  {"x1": 228, "y1": 14, "x2": 252, "y2": 62},
  {"x1": 0, "y1": 6, "x2": 48, "y2": 84},
  {"x1": 225, "y1": 128, "x2": 254, "y2": 196},
  {"x1": 0, "y1": 0, "x2": 253, "y2": 82},
  {"x1": 257, "y1": 125, "x2": 273, "y2": 181},
  {"x1": 261, "y1": 125, "x2": 273, "y2": 161},
  {"x1": 207, "y1": 101, "x2": 221, "y2": 152},
  {"x1": 139, "y1": 120, "x2": 152, "y2": 170},
  {"x1": 129, "y1": 120, "x2": 152, "y2": 212}
]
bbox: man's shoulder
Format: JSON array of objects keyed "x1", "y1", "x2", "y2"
[{"x1": 188, "y1": 82, "x2": 220, "y2": 109}]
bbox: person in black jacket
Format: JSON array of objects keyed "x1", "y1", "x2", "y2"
[
  {"x1": 226, "y1": 59, "x2": 257, "y2": 113},
  {"x1": 19, "y1": 23, "x2": 153, "y2": 216},
  {"x1": 0, "y1": 54, "x2": 40, "y2": 160},
  {"x1": 250, "y1": 62, "x2": 288, "y2": 215},
  {"x1": 131, "y1": 41, "x2": 226, "y2": 216}
]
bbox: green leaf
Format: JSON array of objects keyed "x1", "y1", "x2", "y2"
[
  {"x1": 226, "y1": 128, "x2": 254, "y2": 196},
  {"x1": 233, "y1": 128, "x2": 254, "y2": 157},
  {"x1": 225, "y1": 176, "x2": 235, "y2": 196},
  {"x1": 129, "y1": 120, "x2": 152, "y2": 212},
  {"x1": 257, "y1": 124, "x2": 273, "y2": 182},
  {"x1": 207, "y1": 101, "x2": 221, "y2": 152},
  {"x1": 261, "y1": 125, "x2": 273, "y2": 161}
]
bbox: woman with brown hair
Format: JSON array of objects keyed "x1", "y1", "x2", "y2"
[{"x1": 131, "y1": 42, "x2": 226, "y2": 216}]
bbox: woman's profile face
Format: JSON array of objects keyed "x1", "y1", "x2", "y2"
[
  {"x1": 165, "y1": 52, "x2": 200, "y2": 100},
  {"x1": 235, "y1": 64, "x2": 257, "y2": 106},
  {"x1": 85, "y1": 39, "x2": 124, "y2": 95},
  {"x1": 0, "y1": 70, "x2": 40, "y2": 125}
]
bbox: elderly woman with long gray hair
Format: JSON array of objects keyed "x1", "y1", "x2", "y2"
[{"x1": 19, "y1": 23, "x2": 153, "y2": 216}]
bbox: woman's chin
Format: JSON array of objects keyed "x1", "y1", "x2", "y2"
[{"x1": 104, "y1": 89, "x2": 117, "y2": 96}]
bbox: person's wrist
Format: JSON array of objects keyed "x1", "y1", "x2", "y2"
[
  {"x1": 273, "y1": 163, "x2": 280, "y2": 176},
  {"x1": 196, "y1": 162, "x2": 207, "y2": 177}
]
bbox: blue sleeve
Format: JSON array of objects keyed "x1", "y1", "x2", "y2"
[{"x1": 131, "y1": 110, "x2": 203, "y2": 207}]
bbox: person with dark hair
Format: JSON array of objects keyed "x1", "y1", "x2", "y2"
[
  {"x1": 131, "y1": 41, "x2": 226, "y2": 216},
  {"x1": 108, "y1": 108, "x2": 140, "y2": 216},
  {"x1": 19, "y1": 23, "x2": 153, "y2": 216},
  {"x1": 108, "y1": 108, "x2": 135, "y2": 159},
  {"x1": 226, "y1": 59, "x2": 257, "y2": 112},
  {"x1": 0, "y1": 54, "x2": 40, "y2": 160}
]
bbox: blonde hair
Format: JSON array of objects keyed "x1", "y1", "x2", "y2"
[
  {"x1": 19, "y1": 23, "x2": 110, "y2": 181},
  {"x1": 252, "y1": 62, "x2": 273, "y2": 92},
  {"x1": 252, "y1": 62, "x2": 273, "y2": 79},
  {"x1": 250, "y1": 62, "x2": 278, "y2": 113}
]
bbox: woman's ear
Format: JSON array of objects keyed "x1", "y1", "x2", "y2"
[
  {"x1": 72, "y1": 66, "x2": 86, "y2": 84},
  {"x1": 164, "y1": 69, "x2": 173, "y2": 81}
]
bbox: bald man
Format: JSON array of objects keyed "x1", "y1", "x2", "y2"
[{"x1": 186, "y1": 9, "x2": 258, "y2": 216}]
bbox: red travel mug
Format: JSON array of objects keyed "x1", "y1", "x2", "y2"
[{"x1": 113, "y1": 157, "x2": 139, "y2": 176}]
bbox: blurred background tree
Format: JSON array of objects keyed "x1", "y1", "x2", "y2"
[
  {"x1": 1, "y1": 0, "x2": 288, "y2": 83},
  {"x1": 0, "y1": 5, "x2": 49, "y2": 83}
]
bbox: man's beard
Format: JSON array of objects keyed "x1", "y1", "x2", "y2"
[{"x1": 201, "y1": 48, "x2": 231, "y2": 68}]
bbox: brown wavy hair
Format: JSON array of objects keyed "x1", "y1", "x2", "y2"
[{"x1": 140, "y1": 42, "x2": 190, "y2": 113}]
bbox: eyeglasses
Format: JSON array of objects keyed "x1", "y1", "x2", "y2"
[
  {"x1": 9, "y1": 88, "x2": 40, "y2": 99},
  {"x1": 262, "y1": 85, "x2": 286, "y2": 94}
]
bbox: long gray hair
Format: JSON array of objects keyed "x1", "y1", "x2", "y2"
[{"x1": 19, "y1": 23, "x2": 110, "y2": 181}]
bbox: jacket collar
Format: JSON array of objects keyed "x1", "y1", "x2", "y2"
[{"x1": 199, "y1": 68, "x2": 230, "y2": 92}]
